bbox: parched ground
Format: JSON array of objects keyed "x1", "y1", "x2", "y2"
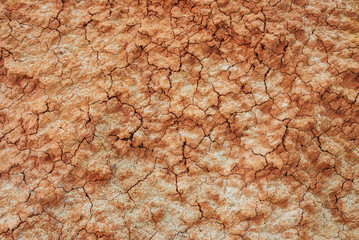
[{"x1": 0, "y1": 0, "x2": 359, "y2": 239}]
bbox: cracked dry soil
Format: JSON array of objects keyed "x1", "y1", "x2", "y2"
[{"x1": 0, "y1": 0, "x2": 359, "y2": 239}]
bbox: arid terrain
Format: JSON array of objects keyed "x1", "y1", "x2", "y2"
[{"x1": 0, "y1": 0, "x2": 359, "y2": 239}]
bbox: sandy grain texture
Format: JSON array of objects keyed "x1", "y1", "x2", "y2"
[{"x1": 0, "y1": 0, "x2": 359, "y2": 239}]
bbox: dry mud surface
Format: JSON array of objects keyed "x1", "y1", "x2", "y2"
[{"x1": 1, "y1": 0, "x2": 359, "y2": 239}]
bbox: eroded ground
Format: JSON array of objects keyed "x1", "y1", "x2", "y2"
[{"x1": 0, "y1": 0, "x2": 359, "y2": 239}]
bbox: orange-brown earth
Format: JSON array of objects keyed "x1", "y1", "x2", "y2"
[{"x1": 0, "y1": 0, "x2": 359, "y2": 239}]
